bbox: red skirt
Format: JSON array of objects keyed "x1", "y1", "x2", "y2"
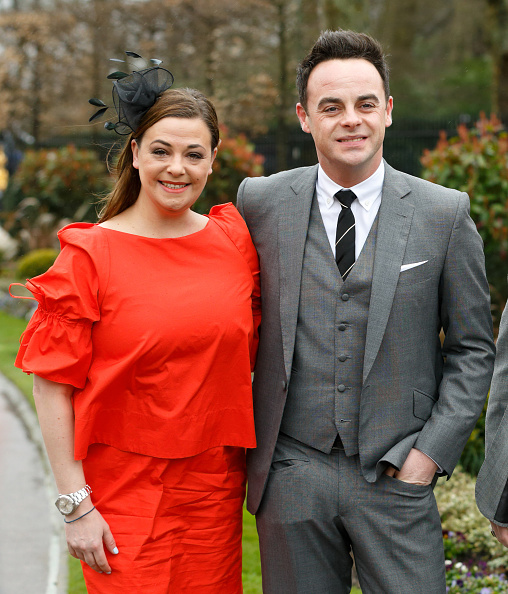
[{"x1": 81, "y1": 444, "x2": 246, "y2": 593}]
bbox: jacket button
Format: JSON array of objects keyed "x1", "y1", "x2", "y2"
[
  {"x1": 337, "y1": 384, "x2": 346, "y2": 392},
  {"x1": 341, "y1": 293, "x2": 349, "y2": 301},
  {"x1": 282, "y1": 381, "x2": 288, "y2": 391},
  {"x1": 338, "y1": 323, "x2": 346, "y2": 331}
]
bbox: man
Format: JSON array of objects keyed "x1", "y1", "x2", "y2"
[
  {"x1": 477, "y1": 300, "x2": 508, "y2": 546},
  {"x1": 237, "y1": 29, "x2": 495, "y2": 593}
]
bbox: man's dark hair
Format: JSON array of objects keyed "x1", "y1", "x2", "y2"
[{"x1": 296, "y1": 29, "x2": 390, "y2": 111}]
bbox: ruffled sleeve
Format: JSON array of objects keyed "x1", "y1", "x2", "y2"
[
  {"x1": 14, "y1": 223, "x2": 106, "y2": 389},
  {"x1": 208, "y1": 203, "x2": 261, "y2": 369}
]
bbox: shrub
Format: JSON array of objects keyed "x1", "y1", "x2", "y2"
[
  {"x1": 4, "y1": 144, "x2": 110, "y2": 221},
  {"x1": 460, "y1": 399, "x2": 487, "y2": 476},
  {"x1": 420, "y1": 113, "x2": 508, "y2": 325},
  {"x1": 195, "y1": 126, "x2": 264, "y2": 214},
  {"x1": 17, "y1": 248, "x2": 58, "y2": 279},
  {"x1": 446, "y1": 560, "x2": 508, "y2": 592},
  {"x1": 435, "y1": 466, "x2": 508, "y2": 569}
]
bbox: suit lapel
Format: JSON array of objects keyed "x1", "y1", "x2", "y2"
[
  {"x1": 279, "y1": 165, "x2": 318, "y2": 381},
  {"x1": 363, "y1": 163, "x2": 415, "y2": 382}
]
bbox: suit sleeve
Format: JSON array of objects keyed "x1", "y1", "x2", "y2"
[
  {"x1": 414, "y1": 192, "x2": 495, "y2": 476},
  {"x1": 485, "y1": 294, "x2": 508, "y2": 522},
  {"x1": 236, "y1": 178, "x2": 248, "y2": 220},
  {"x1": 486, "y1": 292, "x2": 508, "y2": 452}
]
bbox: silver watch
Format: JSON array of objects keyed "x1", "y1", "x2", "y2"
[{"x1": 55, "y1": 485, "x2": 92, "y2": 516}]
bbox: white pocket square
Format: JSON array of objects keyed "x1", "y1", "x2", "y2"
[{"x1": 400, "y1": 260, "x2": 428, "y2": 272}]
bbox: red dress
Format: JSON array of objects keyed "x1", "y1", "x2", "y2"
[{"x1": 14, "y1": 203, "x2": 261, "y2": 592}]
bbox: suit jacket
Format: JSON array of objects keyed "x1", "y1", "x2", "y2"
[
  {"x1": 237, "y1": 161, "x2": 495, "y2": 515},
  {"x1": 476, "y1": 294, "x2": 508, "y2": 524}
]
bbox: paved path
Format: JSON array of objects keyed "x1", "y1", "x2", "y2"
[{"x1": 0, "y1": 372, "x2": 67, "y2": 594}]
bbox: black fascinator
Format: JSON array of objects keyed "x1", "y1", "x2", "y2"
[{"x1": 89, "y1": 51, "x2": 174, "y2": 135}]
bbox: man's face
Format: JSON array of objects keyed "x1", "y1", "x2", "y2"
[{"x1": 296, "y1": 58, "x2": 393, "y2": 187}]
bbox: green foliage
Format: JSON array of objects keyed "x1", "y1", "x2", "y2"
[
  {"x1": 195, "y1": 127, "x2": 264, "y2": 214},
  {"x1": 460, "y1": 399, "x2": 487, "y2": 476},
  {"x1": 435, "y1": 466, "x2": 508, "y2": 569},
  {"x1": 420, "y1": 114, "x2": 508, "y2": 324},
  {"x1": 446, "y1": 560, "x2": 508, "y2": 592},
  {"x1": 16, "y1": 248, "x2": 58, "y2": 279},
  {"x1": 4, "y1": 144, "x2": 110, "y2": 221}
]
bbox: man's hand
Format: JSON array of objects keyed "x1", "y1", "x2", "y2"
[
  {"x1": 384, "y1": 448, "x2": 438, "y2": 486},
  {"x1": 491, "y1": 522, "x2": 508, "y2": 548}
]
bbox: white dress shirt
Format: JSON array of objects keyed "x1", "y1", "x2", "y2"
[{"x1": 316, "y1": 161, "x2": 384, "y2": 258}]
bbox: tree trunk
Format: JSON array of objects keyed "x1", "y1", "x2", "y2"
[
  {"x1": 275, "y1": 0, "x2": 288, "y2": 172},
  {"x1": 486, "y1": 0, "x2": 508, "y2": 116}
]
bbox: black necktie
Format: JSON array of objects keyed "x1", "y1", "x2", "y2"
[{"x1": 335, "y1": 189, "x2": 357, "y2": 280}]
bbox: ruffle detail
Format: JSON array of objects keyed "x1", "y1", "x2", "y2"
[
  {"x1": 15, "y1": 306, "x2": 94, "y2": 389},
  {"x1": 14, "y1": 223, "x2": 106, "y2": 388}
]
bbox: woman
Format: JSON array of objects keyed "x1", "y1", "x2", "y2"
[{"x1": 12, "y1": 60, "x2": 260, "y2": 593}]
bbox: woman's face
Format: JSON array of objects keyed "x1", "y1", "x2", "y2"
[{"x1": 132, "y1": 117, "x2": 217, "y2": 218}]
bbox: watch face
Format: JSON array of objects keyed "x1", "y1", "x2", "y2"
[{"x1": 55, "y1": 495, "x2": 76, "y2": 515}]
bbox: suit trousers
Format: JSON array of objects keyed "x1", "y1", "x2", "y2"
[{"x1": 256, "y1": 433, "x2": 446, "y2": 594}]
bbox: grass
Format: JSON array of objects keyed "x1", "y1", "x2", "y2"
[
  {"x1": 0, "y1": 310, "x2": 34, "y2": 406},
  {"x1": 1, "y1": 310, "x2": 361, "y2": 593}
]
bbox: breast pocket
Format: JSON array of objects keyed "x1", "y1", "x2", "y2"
[{"x1": 397, "y1": 257, "x2": 435, "y2": 287}]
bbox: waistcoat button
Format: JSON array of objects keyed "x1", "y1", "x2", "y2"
[
  {"x1": 338, "y1": 354, "x2": 347, "y2": 362},
  {"x1": 341, "y1": 293, "x2": 350, "y2": 301},
  {"x1": 338, "y1": 324, "x2": 346, "y2": 331},
  {"x1": 337, "y1": 384, "x2": 346, "y2": 392}
]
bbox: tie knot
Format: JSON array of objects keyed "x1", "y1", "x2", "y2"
[{"x1": 335, "y1": 189, "x2": 357, "y2": 209}]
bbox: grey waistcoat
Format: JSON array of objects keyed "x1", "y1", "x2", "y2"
[{"x1": 279, "y1": 195, "x2": 378, "y2": 456}]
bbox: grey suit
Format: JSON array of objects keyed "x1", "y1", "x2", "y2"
[
  {"x1": 477, "y1": 293, "x2": 508, "y2": 524},
  {"x1": 238, "y1": 162, "x2": 495, "y2": 593}
]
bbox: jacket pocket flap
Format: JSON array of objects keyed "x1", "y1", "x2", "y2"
[{"x1": 413, "y1": 388, "x2": 437, "y2": 421}]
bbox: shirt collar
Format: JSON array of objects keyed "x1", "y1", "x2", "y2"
[{"x1": 317, "y1": 161, "x2": 385, "y2": 212}]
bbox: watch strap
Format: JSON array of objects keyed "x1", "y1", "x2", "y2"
[{"x1": 60, "y1": 484, "x2": 92, "y2": 505}]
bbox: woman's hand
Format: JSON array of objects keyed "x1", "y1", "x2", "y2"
[{"x1": 65, "y1": 506, "x2": 118, "y2": 574}]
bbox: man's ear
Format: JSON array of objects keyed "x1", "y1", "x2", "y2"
[
  {"x1": 296, "y1": 103, "x2": 311, "y2": 134},
  {"x1": 385, "y1": 96, "x2": 394, "y2": 128}
]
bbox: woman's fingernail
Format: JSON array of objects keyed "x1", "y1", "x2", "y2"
[
  {"x1": 106, "y1": 571, "x2": 111, "y2": 575},
  {"x1": 112, "y1": 547, "x2": 119, "y2": 555}
]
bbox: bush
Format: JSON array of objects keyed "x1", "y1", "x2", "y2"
[
  {"x1": 420, "y1": 113, "x2": 508, "y2": 325},
  {"x1": 17, "y1": 248, "x2": 58, "y2": 279},
  {"x1": 445, "y1": 560, "x2": 508, "y2": 592},
  {"x1": 4, "y1": 144, "x2": 110, "y2": 221},
  {"x1": 436, "y1": 466, "x2": 508, "y2": 569},
  {"x1": 195, "y1": 126, "x2": 264, "y2": 214},
  {"x1": 460, "y1": 399, "x2": 487, "y2": 476}
]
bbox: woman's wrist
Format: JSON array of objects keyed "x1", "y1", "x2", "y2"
[
  {"x1": 61, "y1": 496, "x2": 95, "y2": 521},
  {"x1": 64, "y1": 506, "x2": 96, "y2": 524},
  {"x1": 54, "y1": 484, "x2": 92, "y2": 516}
]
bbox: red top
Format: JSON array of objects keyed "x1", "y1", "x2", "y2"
[{"x1": 15, "y1": 203, "x2": 261, "y2": 460}]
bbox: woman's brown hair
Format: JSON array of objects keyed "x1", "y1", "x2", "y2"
[{"x1": 98, "y1": 88, "x2": 219, "y2": 222}]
